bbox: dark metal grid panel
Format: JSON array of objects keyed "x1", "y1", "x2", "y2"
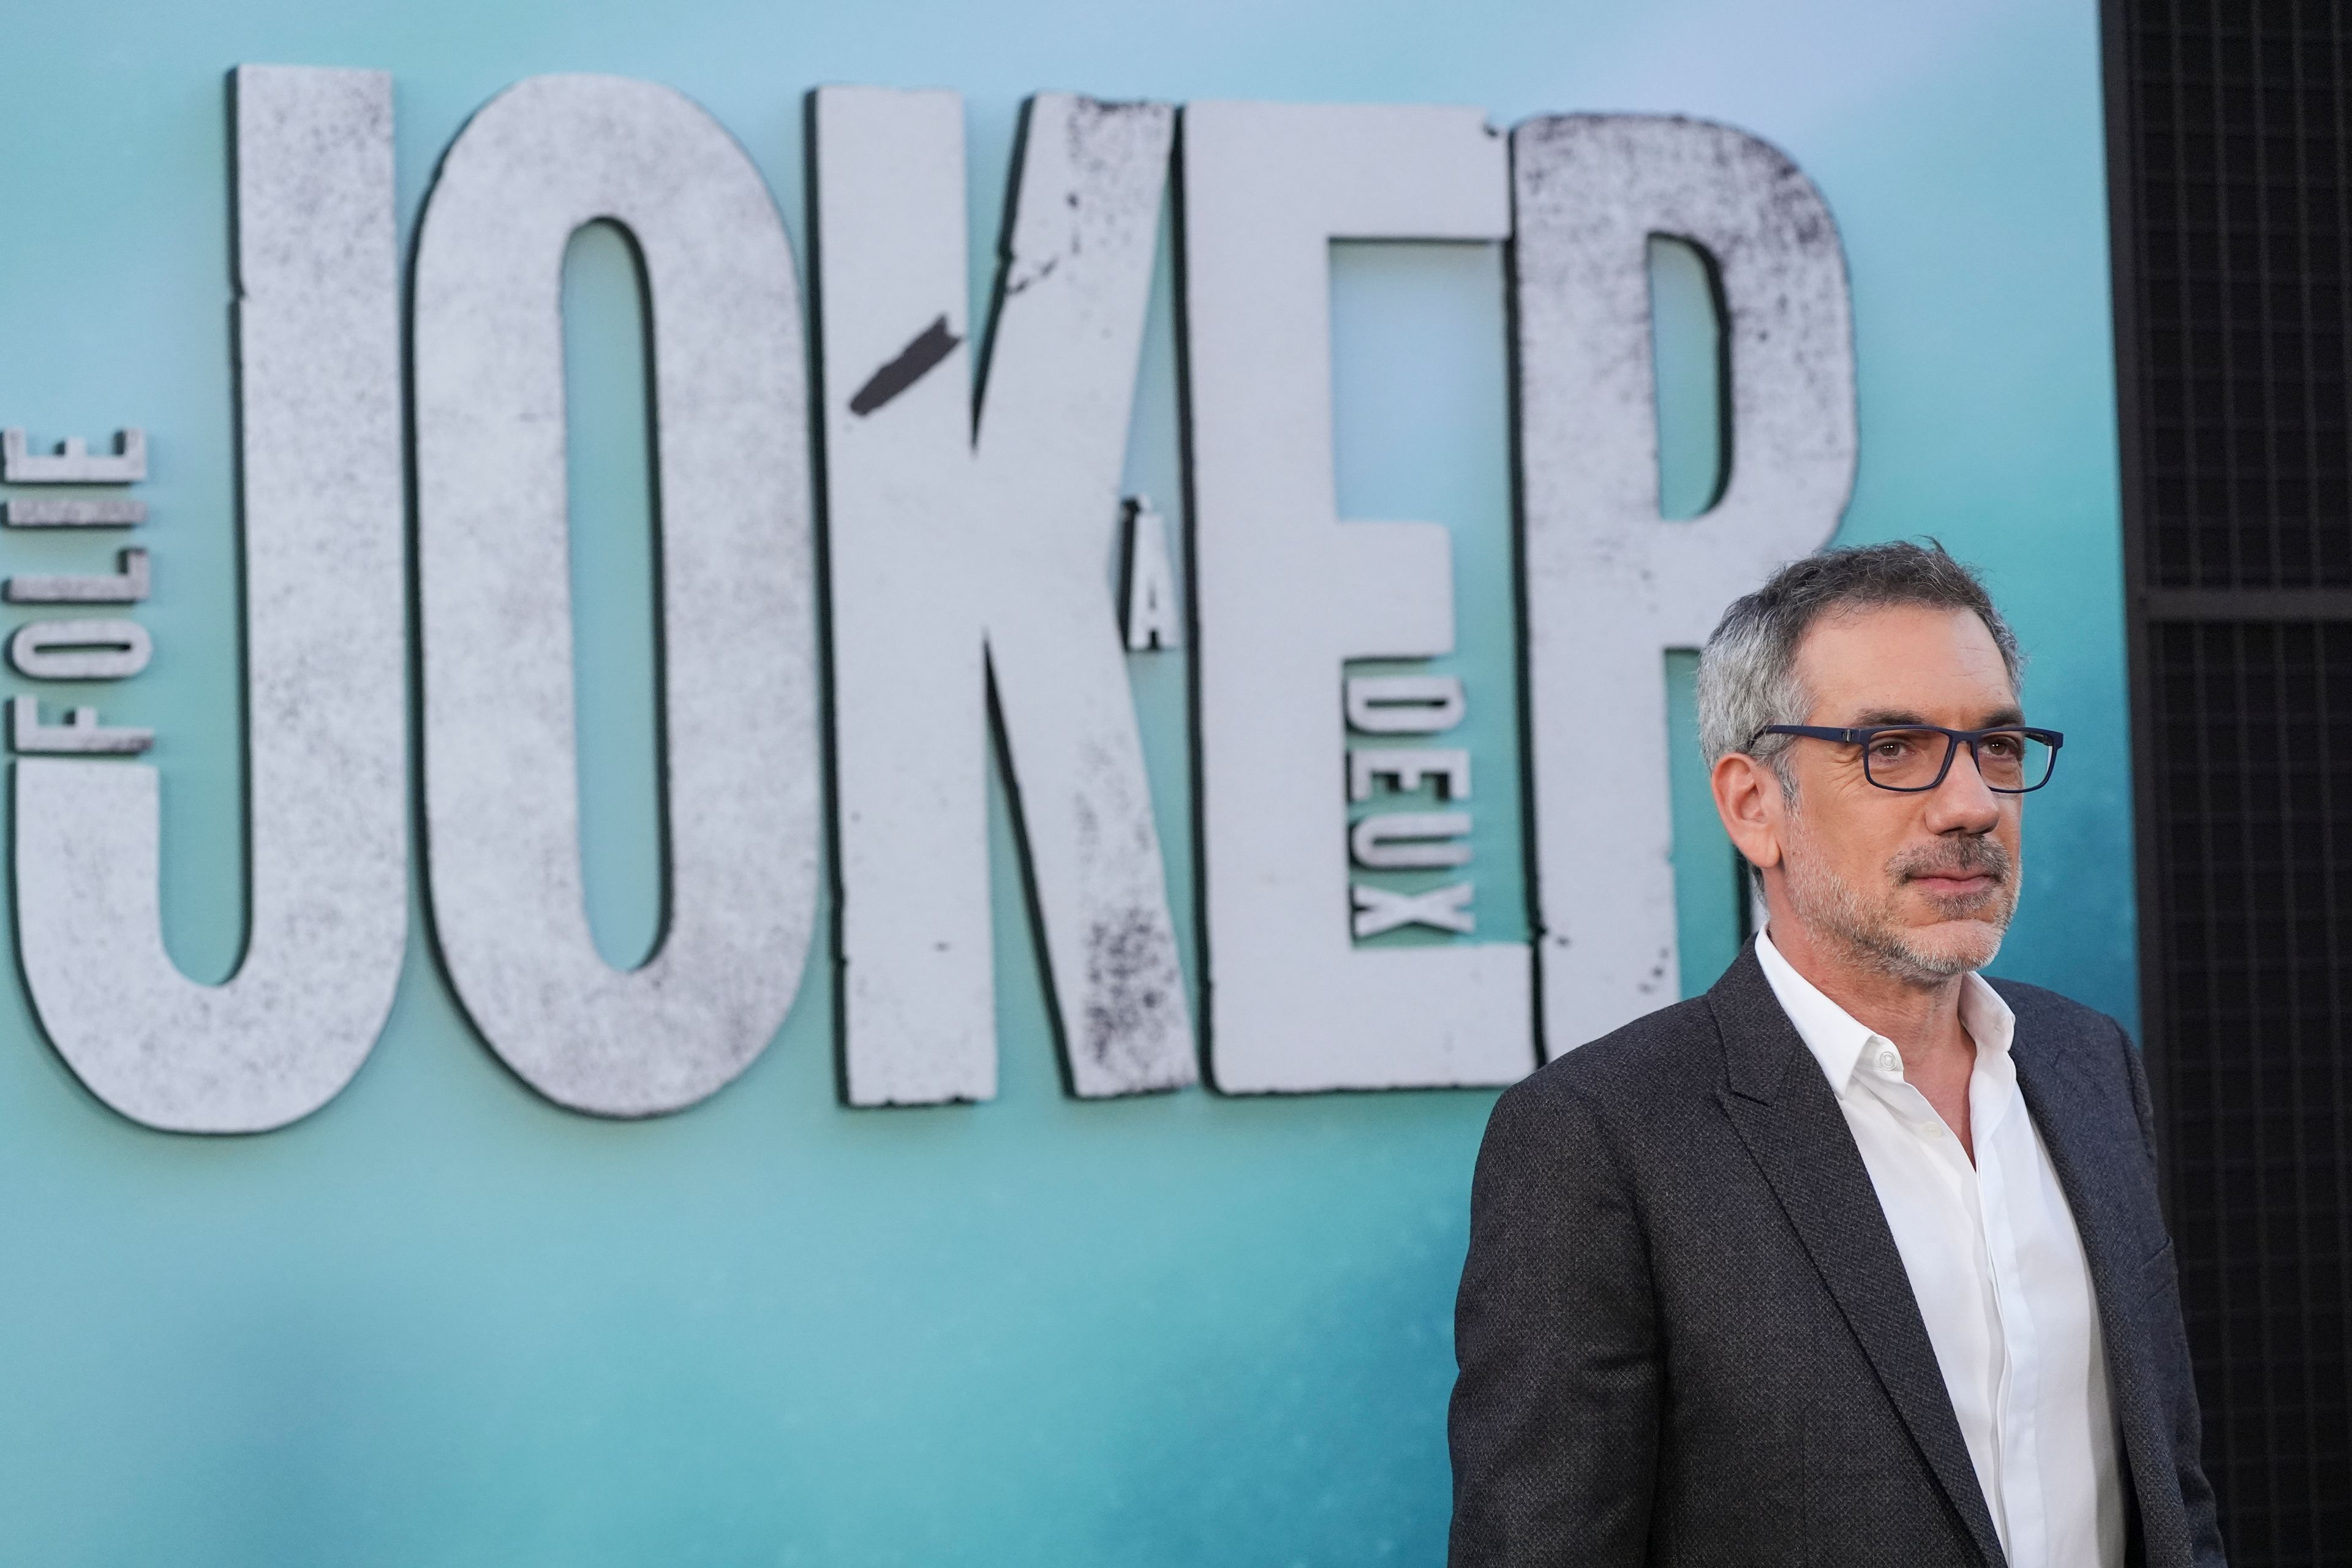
[
  {"x1": 2120, "y1": 0, "x2": 2352, "y2": 592},
  {"x1": 2108, "y1": 3, "x2": 2352, "y2": 1561},
  {"x1": 2149, "y1": 622, "x2": 2352, "y2": 1566}
]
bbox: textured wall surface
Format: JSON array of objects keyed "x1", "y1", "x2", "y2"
[{"x1": 0, "y1": 1, "x2": 2122, "y2": 1562}]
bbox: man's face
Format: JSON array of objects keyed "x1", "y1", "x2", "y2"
[{"x1": 1775, "y1": 603, "x2": 2025, "y2": 985}]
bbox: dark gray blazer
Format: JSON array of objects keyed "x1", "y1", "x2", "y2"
[{"x1": 1449, "y1": 943, "x2": 2225, "y2": 1567}]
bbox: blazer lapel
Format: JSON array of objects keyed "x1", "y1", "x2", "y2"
[
  {"x1": 1709, "y1": 948, "x2": 2009, "y2": 1568},
  {"x1": 2005, "y1": 1009, "x2": 2193, "y2": 1568}
]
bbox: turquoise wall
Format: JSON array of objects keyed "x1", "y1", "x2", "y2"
[{"x1": 0, "y1": 1, "x2": 2123, "y2": 1562}]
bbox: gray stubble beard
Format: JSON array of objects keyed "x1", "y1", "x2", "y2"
[{"x1": 1779, "y1": 809, "x2": 2020, "y2": 988}]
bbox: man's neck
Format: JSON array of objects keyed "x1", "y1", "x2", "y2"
[{"x1": 1763, "y1": 917, "x2": 1972, "y2": 1065}]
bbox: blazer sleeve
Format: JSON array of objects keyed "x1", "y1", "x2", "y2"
[
  {"x1": 1448, "y1": 1076, "x2": 1659, "y2": 1568},
  {"x1": 2119, "y1": 1022, "x2": 2230, "y2": 1568}
]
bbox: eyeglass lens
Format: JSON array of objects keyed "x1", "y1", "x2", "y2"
[{"x1": 1861, "y1": 729, "x2": 2053, "y2": 791}]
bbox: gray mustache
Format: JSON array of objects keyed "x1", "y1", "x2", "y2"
[{"x1": 1892, "y1": 836, "x2": 2011, "y2": 883}]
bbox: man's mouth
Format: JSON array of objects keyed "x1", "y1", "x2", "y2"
[
  {"x1": 1909, "y1": 870, "x2": 1998, "y2": 899},
  {"x1": 1879, "y1": 836, "x2": 2015, "y2": 914},
  {"x1": 1896, "y1": 840, "x2": 2010, "y2": 902}
]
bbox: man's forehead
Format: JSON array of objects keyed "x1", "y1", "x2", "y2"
[{"x1": 1795, "y1": 602, "x2": 2018, "y2": 712}]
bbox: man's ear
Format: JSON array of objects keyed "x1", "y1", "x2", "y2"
[{"x1": 1712, "y1": 753, "x2": 1784, "y2": 874}]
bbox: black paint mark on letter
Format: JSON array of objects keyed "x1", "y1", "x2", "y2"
[{"x1": 848, "y1": 315, "x2": 961, "y2": 415}]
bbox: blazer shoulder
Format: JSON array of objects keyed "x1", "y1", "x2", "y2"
[
  {"x1": 1984, "y1": 975, "x2": 2130, "y2": 1045},
  {"x1": 1505, "y1": 994, "x2": 1724, "y2": 1118}
]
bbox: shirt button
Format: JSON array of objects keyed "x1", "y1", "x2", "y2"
[{"x1": 1876, "y1": 1049, "x2": 1901, "y2": 1074}]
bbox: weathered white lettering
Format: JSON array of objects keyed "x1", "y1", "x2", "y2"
[
  {"x1": 1351, "y1": 881, "x2": 1476, "y2": 938},
  {"x1": 10, "y1": 696, "x2": 151, "y2": 755},
  {"x1": 414, "y1": 74, "x2": 818, "y2": 1116},
  {"x1": 1348, "y1": 747, "x2": 1469, "y2": 801},
  {"x1": 6, "y1": 547, "x2": 149, "y2": 604},
  {"x1": 6, "y1": 617, "x2": 150, "y2": 679},
  {"x1": 1120, "y1": 496, "x2": 1183, "y2": 652},
  {"x1": 1, "y1": 428, "x2": 145, "y2": 483},
  {"x1": 1512, "y1": 113, "x2": 1856, "y2": 1054},
  {"x1": 1349, "y1": 810, "x2": 1474, "y2": 870},
  {"x1": 1343, "y1": 674, "x2": 1464, "y2": 734},
  {"x1": 1181, "y1": 100, "x2": 1532, "y2": 1091},
  {"x1": 814, "y1": 88, "x2": 1193, "y2": 1105},
  {"x1": 1, "y1": 497, "x2": 145, "y2": 528},
  {"x1": 12, "y1": 66, "x2": 406, "y2": 1133}
]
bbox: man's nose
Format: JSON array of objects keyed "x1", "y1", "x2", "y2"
[{"x1": 1924, "y1": 741, "x2": 2004, "y2": 832}]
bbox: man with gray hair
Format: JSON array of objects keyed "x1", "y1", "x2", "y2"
[{"x1": 1449, "y1": 541, "x2": 2224, "y2": 1567}]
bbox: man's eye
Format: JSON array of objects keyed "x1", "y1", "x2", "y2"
[
  {"x1": 1870, "y1": 736, "x2": 1917, "y2": 759},
  {"x1": 1981, "y1": 734, "x2": 2024, "y2": 761}
]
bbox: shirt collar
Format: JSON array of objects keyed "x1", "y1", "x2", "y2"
[{"x1": 1752, "y1": 927, "x2": 2016, "y2": 1096}]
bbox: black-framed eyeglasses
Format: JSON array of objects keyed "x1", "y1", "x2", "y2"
[{"x1": 1755, "y1": 724, "x2": 2065, "y2": 793}]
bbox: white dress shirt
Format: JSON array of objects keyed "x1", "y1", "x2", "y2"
[{"x1": 1754, "y1": 930, "x2": 2124, "y2": 1568}]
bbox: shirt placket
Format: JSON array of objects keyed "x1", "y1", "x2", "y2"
[
  {"x1": 1974, "y1": 1074, "x2": 2047, "y2": 1568},
  {"x1": 1860, "y1": 1039, "x2": 2015, "y2": 1556}
]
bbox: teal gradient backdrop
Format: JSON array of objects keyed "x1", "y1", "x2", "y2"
[{"x1": 0, "y1": 1, "x2": 2122, "y2": 1562}]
